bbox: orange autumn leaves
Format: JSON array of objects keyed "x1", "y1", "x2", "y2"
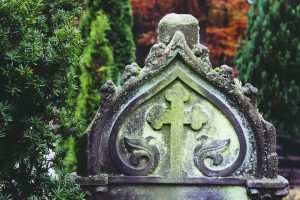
[
  {"x1": 131, "y1": 0, "x2": 250, "y2": 68},
  {"x1": 205, "y1": 0, "x2": 249, "y2": 67}
]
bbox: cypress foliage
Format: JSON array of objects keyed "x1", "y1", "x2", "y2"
[
  {"x1": 76, "y1": 0, "x2": 135, "y2": 124},
  {"x1": 70, "y1": 13, "x2": 114, "y2": 173},
  {"x1": 236, "y1": 0, "x2": 300, "y2": 136},
  {"x1": 80, "y1": 0, "x2": 135, "y2": 83},
  {"x1": 76, "y1": 12, "x2": 114, "y2": 124},
  {"x1": 0, "y1": 0, "x2": 85, "y2": 198}
]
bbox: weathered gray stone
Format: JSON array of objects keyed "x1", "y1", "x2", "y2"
[
  {"x1": 76, "y1": 13, "x2": 288, "y2": 200},
  {"x1": 158, "y1": 13, "x2": 199, "y2": 49}
]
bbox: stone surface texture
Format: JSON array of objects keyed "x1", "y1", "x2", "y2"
[{"x1": 76, "y1": 13, "x2": 288, "y2": 200}]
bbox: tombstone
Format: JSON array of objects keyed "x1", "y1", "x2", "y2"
[{"x1": 76, "y1": 13, "x2": 289, "y2": 200}]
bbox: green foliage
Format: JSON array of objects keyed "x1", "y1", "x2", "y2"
[
  {"x1": 236, "y1": 0, "x2": 300, "y2": 136},
  {"x1": 47, "y1": 174, "x2": 86, "y2": 200},
  {"x1": 0, "y1": 0, "x2": 85, "y2": 198},
  {"x1": 76, "y1": 12, "x2": 114, "y2": 123},
  {"x1": 61, "y1": 136, "x2": 77, "y2": 173},
  {"x1": 0, "y1": 193, "x2": 13, "y2": 200},
  {"x1": 76, "y1": 0, "x2": 135, "y2": 126},
  {"x1": 81, "y1": 0, "x2": 136, "y2": 84}
]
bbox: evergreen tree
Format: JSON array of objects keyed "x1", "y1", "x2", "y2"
[
  {"x1": 76, "y1": 12, "x2": 114, "y2": 124},
  {"x1": 0, "y1": 0, "x2": 85, "y2": 198},
  {"x1": 80, "y1": 0, "x2": 135, "y2": 83},
  {"x1": 67, "y1": 12, "x2": 114, "y2": 172},
  {"x1": 236, "y1": 0, "x2": 300, "y2": 136}
]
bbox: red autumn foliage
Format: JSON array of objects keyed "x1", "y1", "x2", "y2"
[
  {"x1": 205, "y1": 0, "x2": 249, "y2": 69},
  {"x1": 131, "y1": 0, "x2": 249, "y2": 70}
]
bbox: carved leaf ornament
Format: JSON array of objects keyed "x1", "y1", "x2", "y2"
[
  {"x1": 193, "y1": 137, "x2": 232, "y2": 176},
  {"x1": 123, "y1": 137, "x2": 159, "y2": 175},
  {"x1": 110, "y1": 77, "x2": 246, "y2": 177}
]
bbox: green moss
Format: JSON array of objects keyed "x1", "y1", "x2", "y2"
[{"x1": 116, "y1": 61, "x2": 243, "y2": 177}]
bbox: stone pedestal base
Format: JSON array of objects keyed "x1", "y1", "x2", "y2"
[
  {"x1": 246, "y1": 176, "x2": 289, "y2": 200},
  {"x1": 76, "y1": 175, "x2": 288, "y2": 200}
]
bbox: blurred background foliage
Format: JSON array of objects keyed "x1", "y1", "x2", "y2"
[
  {"x1": 80, "y1": 0, "x2": 135, "y2": 84},
  {"x1": 131, "y1": 0, "x2": 250, "y2": 73},
  {"x1": 76, "y1": 11, "x2": 114, "y2": 128},
  {"x1": 237, "y1": 0, "x2": 300, "y2": 136},
  {"x1": 70, "y1": 0, "x2": 135, "y2": 173},
  {"x1": 0, "y1": 0, "x2": 299, "y2": 198}
]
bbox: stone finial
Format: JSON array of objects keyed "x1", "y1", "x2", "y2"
[{"x1": 158, "y1": 13, "x2": 199, "y2": 49}]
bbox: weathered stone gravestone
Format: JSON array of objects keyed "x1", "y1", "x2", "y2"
[{"x1": 76, "y1": 14, "x2": 289, "y2": 200}]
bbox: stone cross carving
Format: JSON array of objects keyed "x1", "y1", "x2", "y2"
[
  {"x1": 146, "y1": 83, "x2": 208, "y2": 177},
  {"x1": 76, "y1": 13, "x2": 289, "y2": 200}
]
